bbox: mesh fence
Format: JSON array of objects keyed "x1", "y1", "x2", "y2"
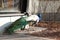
[{"x1": 41, "y1": 13, "x2": 60, "y2": 22}]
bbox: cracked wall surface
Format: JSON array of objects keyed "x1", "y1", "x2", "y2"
[
  {"x1": 27, "y1": 0, "x2": 60, "y2": 13},
  {"x1": 27, "y1": 0, "x2": 60, "y2": 21}
]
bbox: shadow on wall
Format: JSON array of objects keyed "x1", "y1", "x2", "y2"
[{"x1": 0, "y1": 22, "x2": 12, "y2": 34}]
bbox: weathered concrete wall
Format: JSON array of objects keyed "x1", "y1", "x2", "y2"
[
  {"x1": 27, "y1": 0, "x2": 39, "y2": 15},
  {"x1": 39, "y1": 0, "x2": 60, "y2": 21},
  {"x1": 27, "y1": 0, "x2": 60, "y2": 13},
  {"x1": 39, "y1": 1, "x2": 60, "y2": 13},
  {"x1": 27, "y1": 0, "x2": 60, "y2": 21}
]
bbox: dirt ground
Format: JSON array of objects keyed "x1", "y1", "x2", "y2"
[
  {"x1": 29, "y1": 21, "x2": 60, "y2": 40},
  {"x1": 0, "y1": 27, "x2": 54, "y2": 40}
]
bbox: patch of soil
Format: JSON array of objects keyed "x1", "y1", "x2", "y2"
[
  {"x1": 36, "y1": 21, "x2": 60, "y2": 29},
  {"x1": 29, "y1": 29, "x2": 60, "y2": 40},
  {"x1": 29, "y1": 21, "x2": 60, "y2": 40}
]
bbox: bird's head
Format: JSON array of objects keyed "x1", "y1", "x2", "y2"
[{"x1": 37, "y1": 13, "x2": 42, "y2": 21}]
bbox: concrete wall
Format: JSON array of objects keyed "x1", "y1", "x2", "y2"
[
  {"x1": 27, "y1": 0, "x2": 60, "y2": 13},
  {"x1": 27, "y1": 0, "x2": 40, "y2": 15},
  {"x1": 39, "y1": 0, "x2": 60, "y2": 21},
  {"x1": 27, "y1": 0, "x2": 60, "y2": 21},
  {"x1": 39, "y1": 1, "x2": 60, "y2": 13}
]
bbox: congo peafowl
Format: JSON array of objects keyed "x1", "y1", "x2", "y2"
[{"x1": 4, "y1": 13, "x2": 42, "y2": 34}]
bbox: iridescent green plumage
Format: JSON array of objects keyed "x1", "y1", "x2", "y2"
[{"x1": 5, "y1": 17, "x2": 29, "y2": 34}]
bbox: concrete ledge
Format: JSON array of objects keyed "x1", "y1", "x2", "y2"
[
  {"x1": 0, "y1": 9, "x2": 19, "y2": 12},
  {"x1": 0, "y1": 9, "x2": 24, "y2": 17},
  {"x1": 0, "y1": 13, "x2": 24, "y2": 17}
]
